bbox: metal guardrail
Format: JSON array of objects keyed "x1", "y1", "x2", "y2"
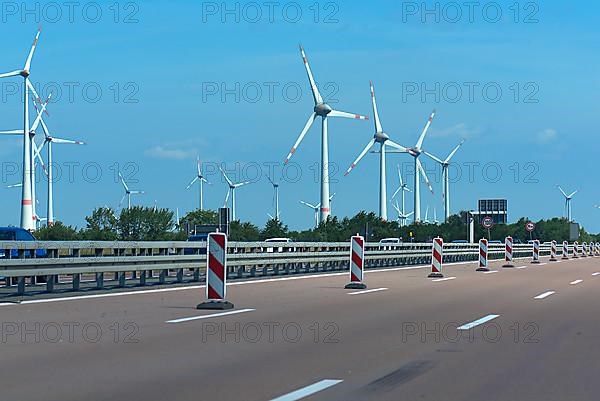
[{"x1": 0, "y1": 240, "x2": 556, "y2": 297}]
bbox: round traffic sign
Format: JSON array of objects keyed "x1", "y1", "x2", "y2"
[
  {"x1": 525, "y1": 221, "x2": 536, "y2": 232},
  {"x1": 482, "y1": 216, "x2": 494, "y2": 229}
]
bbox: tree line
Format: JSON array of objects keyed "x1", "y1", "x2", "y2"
[{"x1": 34, "y1": 207, "x2": 600, "y2": 243}]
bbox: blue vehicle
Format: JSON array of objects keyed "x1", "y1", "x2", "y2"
[{"x1": 0, "y1": 227, "x2": 47, "y2": 259}]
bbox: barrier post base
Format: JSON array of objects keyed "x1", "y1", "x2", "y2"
[
  {"x1": 345, "y1": 282, "x2": 367, "y2": 290},
  {"x1": 531, "y1": 261, "x2": 541, "y2": 264},
  {"x1": 476, "y1": 267, "x2": 489, "y2": 272},
  {"x1": 428, "y1": 272, "x2": 443, "y2": 278},
  {"x1": 549, "y1": 257, "x2": 557, "y2": 262},
  {"x1": 562, "y1": 256, "x2": 569, "y2": 260},
  {"x1": 197, "y1": 300, "x2": 234, "y2": 310},
  {"x1": 502, "y1": 263, "x2": 514, "y2": 268}
]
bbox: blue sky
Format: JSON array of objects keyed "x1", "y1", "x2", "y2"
[{"x1": 0, "y1": 0, "x2": 599, "y2": 232}]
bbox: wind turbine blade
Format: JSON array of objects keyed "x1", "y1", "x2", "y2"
[
  {"x1": 24, "y1": 26, "x2": 42, "y2": 72},
  {"x1": 118, "y1": 172, "x2": 130, "y2": 192},
  {"x1": 423, "y1": 151, "x2": 444, "y2": 165},
  {"x1": 186, "y1": 176, "x2": 199, "y2": 189},
  {"x1": 391, "y1": 186, "x2": 402, "y2": 200},
  {"x1": 5, "y1": 183, "x2": 23, "y2": 189},
  {"x1": 219, "y1": 166, "x2": 234, "y2": 186},
  {"x1": 0, "y1": 130, "x2": 24, "y2": 135},
  {"x1": 234, "y1": 181, "x2": 252, "y2": 188},
  {"x1": 557, "y1": 186, "x2": 568, "y2": 198},
  {"x1": 444, "y1": 139, "x2": 465, "y2": 163},
  {"x1": 223, "y1": 189, "x2": 231, "y2": 206},
  {"x1": 415, "y1": 109, "x2": 436, "y2": 149},
  {"x1": 416, "y1": 158, "x2": 434, "y2": 195},
  {"x1": 406, "y1": 211, "x2": 414, "y2": 217},
  {"x1": 266, "y1": 175, "x2": 275, "y2": 186},
  {"x1": 30, "y1": 92, "x2": 52, "y2": 132},
  {"x1": 370, "y1": 81, "x2": 383, "y2": 133},
  {"x1": 397, "y1": 165, "x2": 404, "y2": 187},
  {"x1": 344, "y1": 138, "x2": 376, "y2": 176},
  {"x1": 284, "y1": 112, "x2": 317, "y2": 164},
  {"x1": 385, "y1": 140, "x2": 408, "y2": 152},
  {"x1": 568, "y1": 190, "x2": 578, "y2": 198},
  {"x1": 27, "y1": 80, "x2": 50, "y2": 117},
  {"x1": 49, "y1": 137, "x2": 85, "y2": 145},
  {"x1": 299, "y1": 200, "x2": 315, "y2": 209},
  {"x1": 32, "y1": 141, "x2": 48, "y2": 177},
  {"x1": 328, "y1": 109, "x2": 369, "y2": 120},
  {"x1": 119, "y1": 194, "x2": 127, "y2": 207},
  {"x1": 329, "y1": 193, "x2": 336, "y2": 201},
  {"x1": 0, "y1": 70, "x2": 21, "y2": 79},
  {"x1": 299, "y1": 45, "x2": 323, "y2": 104},
  {"x1": 197, "y1": 156, "x2": 202, "y2": 176}
]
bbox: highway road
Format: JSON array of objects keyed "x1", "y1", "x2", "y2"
[{"x1": 1, "y1": 255, "x2": 599, "y2": 401}]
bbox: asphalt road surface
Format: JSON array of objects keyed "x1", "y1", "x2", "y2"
[{"x1": 1, "y1": 255, "x2": 599, "y2": 401}]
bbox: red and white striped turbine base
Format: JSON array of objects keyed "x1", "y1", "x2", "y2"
[{"x1": 197, "y1": 232, "x2": 234, "y2": 310}]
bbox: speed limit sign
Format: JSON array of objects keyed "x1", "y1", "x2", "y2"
[
  {"x1": 525, "y1": 222, "x2": 536, "y2": 232},
  {"x1": 482, "y1": 216, "x2": 494, "y2": 229}
]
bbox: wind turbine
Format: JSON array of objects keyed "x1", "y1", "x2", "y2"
[
  {"x1": 387, "y1": 110, "x2": 437, "y2": 222},
  {"x1": 344, "y1": 82, "x2": 408, "y2": 220},
  {"x1": 185, "y1": 156, "x2": 209, "y2": 210},
  {"x1": 283, "y1": 45, "x2": 368, "y2": 224},
  {"x1": 219, "y1": 166, "x2": 251, "y2": 221},
  {"x1": 0, "y1": 26, "x2": 42, "y2": 230},
  {"x1": 424, "y1": 205, "x2": 430, "y2": 224},
  {"x1": 119, "y1": 172, "x2": 144, "y2": 209},
  {"x1": 391, "y1": 199, "x2": 413, "y2": 227},
  {"x1": 266, "y1": 175, "x2": 280, "y2": 221},
  {"x1": 300, "y1": 193, "x2": 337, "y2": 229},
  {"x1": 391, "y1": 165, "x2": 411, "y2": 223},
  {"x1": 424, "y1": 140, "x2": 465, "y2": 221},
  {"x1": 557, "y1": 186, "x2": 577, "y2": 221},
  {"x1": 433, "y1": 207, "x2": 440, "y2": 225},
  {"x1": 31, "y1": 95, "x2": 85, "y2": 225}
]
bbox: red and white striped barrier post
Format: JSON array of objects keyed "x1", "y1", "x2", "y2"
[
  {"x1": 562, "y1": 241, "x2": 569, "y2": 260},
  {"x1": 595, "y1": 242, "x2": 600, "y2": 257},
  {"x1": 549, "y1": 240, "x2": 558, "y2": 262},
  {"x1": 428, "y1": 237, "x2": 444, "y2": 278},
  {"x1": 573, "y1": 241, "x2": 579, "y2": 258},
  {"x1": 477, "y1": 239, "x2": 489, "y2": 272},
  {"x1": 531, "y1": 239, "x2": 540, "y2": 264},
  {"x1": 502, "y1": 236, "x2": 514, "y2": 268},
  {"x1": 197, "y1": 232, "x2": 234, "y2": 310},
  {"x1": 582, "y1": 242, "x2": 589, "y2": 258},
  {"x1": 346, "y1": 235, "x2": 367, "y2": 289}
]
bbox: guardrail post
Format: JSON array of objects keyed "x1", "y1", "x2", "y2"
[
  {"x1": 96, "y1": 273, "x2": 104, "y2": 289},
  {"x1": 250, "y1": 267, "x2": 256, "y2": 277},
  {"x1": 159, "y1": 270, "x2": 167, "y2": 284},
  {"x1": 139, "y1": 270, "x2": 146, "y2": 286},
  {"x1": 17, "y1": 277, "x2": 25, "y2": 295},
  {"x1": 72, "y1": 274, "x2": 81, "y2": 291},
  {"x1": 176, "y1": 269, "x2": 183, "y2": 283},
  {"x1": 46, "y1": 275, "x2": 55, "y2": 292},
  {"x1": 193, "y1": 268, "x2": 200, "y2": 282},
  {"x1": 118, "y1": 272, "x2": 126, "y2": 287}
]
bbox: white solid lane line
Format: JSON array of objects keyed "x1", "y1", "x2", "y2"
[
  {"x1": 432, "y1": 277, "x2": 456, "y2": 282},
  {"x1": 347, "y1": 288, "x2": 388, "y2": 295},
  {"x1": 515, "y1": 266, "x2": 527, "y2": 269},
  {"x1": 457, "y1": 314, "x2": 500, "y2": 330},
  {"x1": 592, "y1": 272, "x2": 600, "y2": 276},
  {"x1": 570, "y1": 280, "x2": 583, "y2": 285},
  {"x1": 534, "y1": 291, "x2": 556, "y2": 300},
  {"x1": 270, "y1": 380, "x2": 343, "y2": 401},
  {"x1": 483, "y1": 270, "x2": 499, "y2": 274},
  {"x1": 166, "y1": 308, "x2": 255, "y2": 324}
]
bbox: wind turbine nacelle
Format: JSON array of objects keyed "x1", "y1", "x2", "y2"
[
  {"x1": 20, "y1": 70, "x2": 30, "y2": 78},
  {"x1": 408, "y1": 148, "x2": 420, "y2": 157},
  {"x1": 314, "y1": 103, "x2": 332, "y2": 116},
  {"x1": 374, "y1": 132, "x2": 389, "y2": 143}
]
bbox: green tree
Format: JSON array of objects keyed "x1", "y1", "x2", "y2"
[
  {"x1": 261, "y1": 219, "x2": 289, "y2": 240},
  {"x1": 35, "y1": 222, "x2": 79, "y2": 241},
  {"x1": 229, "y1": 221, "x2": 260, "y2": 241},
  {"x1": 118, "y1": 207, "x2": 175, "y2": 241},
  {"x1": 80, "y1": 207, "x2": 119, "y2": 240}
]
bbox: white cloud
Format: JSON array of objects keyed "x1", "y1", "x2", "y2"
[
  {"x1": 144, "y1": 146, "x2": 196, "y2": 160},
  {"x1": 430, "y1": 123, "x2": 481, "y2": 139},
  {"x1": 536, "y1": 128, "x2": 557, "y2": 144}
]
